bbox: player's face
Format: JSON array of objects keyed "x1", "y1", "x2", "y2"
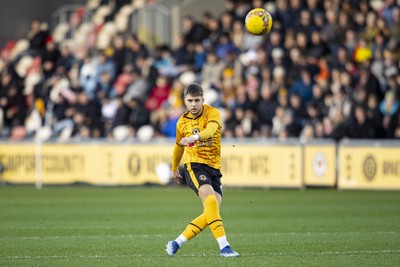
[{"x1": 184, "y1": 94, "x2": 204, "y2": 116}]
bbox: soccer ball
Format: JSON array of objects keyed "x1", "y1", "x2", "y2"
[{"x1": 245, "y1": 8, "x2": 273, "y2": 35}]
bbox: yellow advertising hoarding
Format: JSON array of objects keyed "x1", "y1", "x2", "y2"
[
  {"x1": 102, "y1": 144, "x2": 173, "y2": 185},
  {"x1": 0, "y1": 144, "x2": 88, "y2": 184},
  {"x1": 0, "y1": 142, "x2": 303, "y2": 188},
  {"x1": 338, "y1": 146, "x2": 400, "y2": 190},
  {"x1": 221, "y1": 143, "x2": 302, "y2": 187},
  {"x1": 4, "y1": 142, "x2": 399, "y2": 190},
  {"x1": 0, "y1": 143, "x2": 174, "y2": 185},
  {"x1": 303, "y1": 144, "x2": 336, "y2": 187}
]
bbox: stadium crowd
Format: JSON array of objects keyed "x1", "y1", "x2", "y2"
[{"x1": 0, "y1": 0, "x2": 399, "y2": 142}]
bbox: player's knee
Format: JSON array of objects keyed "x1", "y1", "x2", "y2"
[{"x1": 198, "y1": 184, "x2": 215, "y2": 201}]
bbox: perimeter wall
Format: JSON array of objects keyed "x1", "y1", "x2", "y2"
[{"x1": 0, "y1": 140, "x2": 399, "y2": 190}]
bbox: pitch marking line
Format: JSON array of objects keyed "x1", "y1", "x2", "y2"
[
  {"x1": 3, "y1": 250, "x2": 400, "y2": 260},
  {"x1": 1, "y1": 231, "x2": 398, "y2": 240}
]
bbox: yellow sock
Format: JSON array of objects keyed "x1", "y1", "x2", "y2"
[
  {"x1": 204, "y1": 195, "x2": 226, "y2": 239},
  {"x1": 182, "y1": 213, "x2": 207, "y2": 241}
]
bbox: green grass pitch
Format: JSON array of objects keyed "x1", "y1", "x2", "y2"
[{"x1": 0, "y1": 186, "x2": 399, "y2": 266}]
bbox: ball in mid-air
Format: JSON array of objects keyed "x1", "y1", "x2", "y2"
[{"x1": 245, "y1": 8, "x2": 273, "y2": 35}]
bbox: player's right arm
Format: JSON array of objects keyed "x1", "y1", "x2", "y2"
[
  {"x1": 171, "y1": 117, "x2": 184, "y2": 183},
  {"x1": 172, "y1": 144, "x2": 184, "y2": 172}
]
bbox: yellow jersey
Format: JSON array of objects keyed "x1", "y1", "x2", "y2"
[{"x1": 176, "y1": 104, "x2": 222, "y2": 169}]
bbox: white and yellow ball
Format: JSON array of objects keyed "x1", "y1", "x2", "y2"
[{"x1": 245, "y1": 8, "x2": 273, "y2": 35}]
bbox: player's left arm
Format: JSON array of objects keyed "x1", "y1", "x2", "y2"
[
  {"x1": 199, "y1": 107, "x2": 221, "y2": 140},
  {"x1": 197, "y1": 121, "x2": 219, "y2": 140}
]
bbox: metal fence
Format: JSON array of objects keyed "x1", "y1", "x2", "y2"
[
  {"x1": 51, "y1": 4, "x2": 93, "y2": 40},
  {"x1": 130, "y1": 4, "x2": 171, "y2": 48}
]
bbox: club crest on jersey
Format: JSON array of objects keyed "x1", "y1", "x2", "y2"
[
  {"x1": 192, "y1": 128, "x2": 200, "y2": 135},
  {"x1": 199, "y1": 175, "x2": 207, "y2": 181}
]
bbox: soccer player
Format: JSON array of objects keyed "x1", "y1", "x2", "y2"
[{"x1": 165, "y1": 83, "x2": 239, "y2": 257}]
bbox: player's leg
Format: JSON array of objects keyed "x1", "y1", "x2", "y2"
[
  {"x1": 178, "y1": 165, "x2": 209, "y2": 244},
  {"x1": 166, "y1": 163, "x2": 239, "y2": 257},
  {"x1": 174, "y1": 213, "x2": 207, "y2": 246},
  {"x1": 198, "y1": 185, "x2": 239, "y2": 257},
  {"x1": 166, "y1": 213, "x2": 207, "y2": 256},
  {"x1": 199, "y1": 184, "x2": 225, "y2": 238},
  {"x1": 181, "y1": 212, "x2": 207, "y2": 241},
  {"x1": 166, "y1": 164, "x2": 208, "y2": 256}
]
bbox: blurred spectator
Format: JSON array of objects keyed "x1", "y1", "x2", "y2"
[
  {"x1": 161, "y1": 107, "x2": 183, "y2": 138},
  {"x1": 380, "y1": 90, "x2": 399, "y2": 119},
  {"x1": 96, "y1": 70, "x2": 114, "y2": 100},
  {"x1": 204, "y1": 16, "x2": 221, "y2": 48},
  {"x1": 388, "y1": 109, "x2": 400, "y2": 138},
  {"x1": 0, "y1": 72, "x2": 26, "y2": 129},
  {"x1": 215, "y1": 33, "x2": 238, "y2": 60},
  {"x1": 305, "y1": 101, "x2": 322, "y2": 125},
  {"x1": 58, "y1": 44, "x2": 76, "y2": 72},
  {"x1": 201, "y1": 52, "x2": 225, "y2": 88},
  {"x1": 41, "y1": 37, "x2": 61, "y2": 78},
  {"x1": 182, "y1": 15, "x2": 208, "y2": 44},
  {"x1": 123, "y1": 70, "x2": 148, "y2": 103},
  {"x1": 257, "y1": 85, "x2": 277, "y2": 127},
  {"x1": 110, "y1": 96, "x2": 130, "y2": 132},
  {"x1": 299, "y1": 123, "x2": 315, "y2": 143},
  {"x1": 354, "y1": 37, "x2": 372, "y2": 63},
  {"x1": 308, "y1": 31, "x2": 329, "y2": 59},
  {"x1": 127, "y1": 98, "x2": 150, "y2": 133},
  {"x1": 284, "y1": 109, "x2": 302, "y2": 137},
  {"x1": 294, "y1": 10, "x2": 313, "y2": 38},
  {"x1": 322, "y1": 9, "x2": 342, "y2": 54},
  {"x1": 75, "y1": 91, "x2": 102, "y2": 136},
  {"x1": 113, "y1": 63, "x2": 135, "y2": 97},
  {"x1": 71, "y1": 111, "x2": 89, "y2": 139},
  {"x1": 344, "y1": 105, "x2": 378, "y2": 139},
  {"x1": 289, "y1": 93, "x2": 308, "y2": 125},
  {"x1": 193, "y1": 43, "x2": 207, "y2": 72},
  {"x1": 111, "y1": 34, "x2": 129, "y2": 76},
  {"x1": 145, "y1": 76, "x2": 170, "y2": 111},
  {"x1": 230, "y1": 19, "x2": 245, "y2": 49},
  {"x1": 382, "y1": 0, "x2": 400, "y2": 26},
  {"x1": 27, "y1": 19, "x2": 48, "y2": 53},
  {"x1": 272, "y1": 105, "x2": 286, "y2": 137},
  {"x1": 220, "y1": 11, "x2": 234, "y2": 35},
  {"x1": 274, "y1": 0, "x2": 291, "y2": 29},
  {"x1": 328, "y1": 84, "x2": 352, "y2": 123},
  {"x1": 95, "y1": 51, "x2": 116, "y2": 84},
  {"x1": 125, "y1": 35, "x2": 149, "y2": 69},
  {"x1": 289, "y1": 68, "x2": 315, "y2": 104},
  {"x1": 79, "y1": 53, "x2": 98, "y2": 99},
  {"x1": 387, "y1": 6, "x2": 400, "y2": 50}
]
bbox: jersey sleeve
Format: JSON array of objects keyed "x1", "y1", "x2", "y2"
[
  {"x1": 172, "y1": 116, "x2": 185, "y2": 171},
  {"x1": 171, "y1": 143, "x2": 184, "y2": 171},
  {"x1": 207, "y1": 107, "x2": 221, "y2": 125},
  {"x1": 198, "y1": 107, "x2": 221, "y2": 140},
  {"x1": 175, "y1": 117, "x2": 184, "y2": 144}
]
